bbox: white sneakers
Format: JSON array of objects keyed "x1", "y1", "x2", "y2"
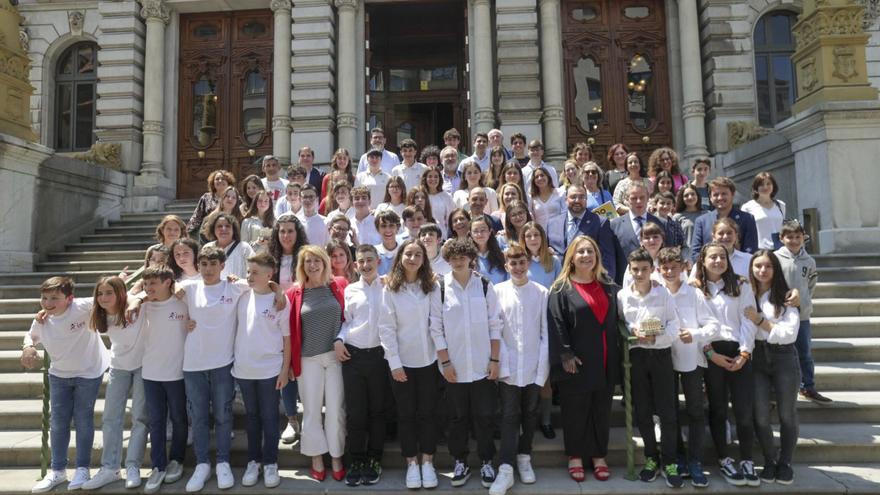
[
  {"x1": 405, "y1": 461, "x2": 421, "y2": 489},
  {"x1": 67, "y1": 467, "x2": 91, "y2": 490},
  {"x1": 165, "y1": 460, "x2": 184, "y2": 484},
  {"x1": 215, "y1": 462, "x2": 234, "y2": 490},
  {"x1": 281, "y1": 420, "x2": 300, "y2": 444},
  {"x1": 144, "y1": 469, "x2": 165, "y2": 494},
  {"x1": 242, "y1": 461, "x2": 261, "y2": 487},
  {"x1": 185, "y1": 463, "x2": 211, "y2": 492},
  {"x1": 125, "y1": 466, "x2": 142, "y2": 489},
  {"x1": 421, "y1": 461, "x2": 438, "y2": 489},
  {"x1": 263, "y1": 463, "x2": 281, "y2": 488},
  {"x1": 516, "y1": 454, "x2": 536, "y2": 484},
  {"x1": 31, "y1": 470, "x2": 67, "y2": 494},
  {"x1": 81, "y1": 467, "x2": 119, "y2": 490},
  {"x1": 489, "y1": 464, "x2": 515, "y2": 495}
]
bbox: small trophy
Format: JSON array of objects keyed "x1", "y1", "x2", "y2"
[{"x1": 639, "y1": 316, "x2": 663, "y2": 337}]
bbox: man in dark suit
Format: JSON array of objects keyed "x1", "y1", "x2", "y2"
[
  {"x1": 610, "y1": 181, "x2": 663, "y2": 282},
  {"x1": 548, "y1": 184, "x2": 617, "y2": 280},
  {"x1": 296, "y1": 146, "x2": 325, "y2": 191},
  {"x1": 689, "y1": 176, "x2": 759, "y2": 262}
]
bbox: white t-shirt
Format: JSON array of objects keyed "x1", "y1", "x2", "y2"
[
  {"x1": 279, "y1": 254, "x2": 296, "y2": 292},
  {"x1": 355, "y1": 169, "x2": 392, "y2": 209},
  {"x1": 107, "y1": 314, "x2": 147, "y2": 371},
  {"x1": 204, "y1": 240, "x2": 256, "y2": 279},
  {"x1": 232, "y1": 291, "x2": 291, "y2": 380},
  {"x1": 296, "y1": 211, "x2": 329, "y2": 247},
  {"x1": 742, "y1": 199, "x2": 785, "y2": 250},
  {"x1": 24, "y1": 298, "x2": 109, "y2": 379},
  {"x1": 261, "y1": 177, "x2": 289, "y2": 203},
  {"x1": 141, "y1": 297, "x2": 189, "y2": 381},
  {"x1": 179, "y1": 279, "x2": 249, "y2": 372}
]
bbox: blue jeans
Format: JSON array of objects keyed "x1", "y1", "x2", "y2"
[
  {"x1": 101, "y1": 367, "x2": 148, "y2": 470},
  {"x1": 794, "y1": 319, "x2": 816, "y2": 391},
  {"x1": 237, "y1": 377, "x2": 281, "y2": 465},
  {"x1": 184, "y1": 363, "x2": 235, "y2": 464},
  {"x1": 49, "y1": 374, "x2": 102, "y2": 471},
  {"x1": 281, "y1": 379, "x2": 299, "y2": 418},
  {"x1": 143, "y1": 379, "x2": 187, "y2": 471}
]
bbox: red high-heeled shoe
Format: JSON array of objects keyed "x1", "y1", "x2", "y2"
[
  {"x1": 568, "y1": 457, "x2": 586, "y2": 482},
  {"x1": 331, "y1": 468, "x2": 346, "y2": 482},
  {"x1": 310, "y1": 468, "x2": 326, "y2": 481}
]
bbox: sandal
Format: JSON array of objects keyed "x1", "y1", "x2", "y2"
[
  {"x1": 593, "y1": 464, "x2": 610, "y2": 481},
  {"x1": 568, "y1": 457, "x2": 586, "y2": 482}
]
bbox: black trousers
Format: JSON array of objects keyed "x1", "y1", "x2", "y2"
[
  {"x1": 630, "y1": 347, "x2": 678, "y2": 464},
  {"x1": 447, "y1": 378, "x2": 497, "y2": 462},
  {"x1": 675, "y1": 367, "x2": 706, "y2": 464},
  {"x1": 498, "y1": 383, "x2": 541, "y2": 466},
  {"x1": 341, "y1": 345, "x2": 387, "y2": 461},
  {"x1": 558, "y1": 379, "x2": 614, "y2": 459},
  {"x1": 390, "y1": 362, "x2": 440, "y2": 458},
  {"x1": 706, "y1": 340, "x2": 755, "y2": 461}
]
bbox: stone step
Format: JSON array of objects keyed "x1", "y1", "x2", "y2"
[
  {"x1": 812, "y1": 299, "x2": 880, "y2": 317},
  {"x1": 811, "y1": 317, "x2": 880, "y2": 338},
  {"x1": 0, "y1": 422, "x2": 877, "y2": 467},
  {"x1": 814, "y1": 282, "x2": 880, "y2": 299},
  {"x1": 108, "y1": 219, "x2": 166, "y2": 228},
  {"x1": 0, "y1": 270, "x2": 126, "y2": 286},
  {"x1": 2, "y1": 463, "x2": 877, "y2": 495},
  {"x1": 94, "y1": 226, "x2": 160, "y2": 236},
  {"x1": 817, "y1": 266, "x2": 880, "y2": 282},
  {"x1": 815, "y1": 254, "x2": 880, "y2": 268},
  {"x1": 814, "y1": 362, "x2": 880, "y2": 391},
  {"x1": 80, "y1": 233, "x2": 158, "y2": 244},
  {"x1": 47, "y1": 250, "x2": 145, "y2": 262},
  {"x1": 67, "y1": 240, "x2": 155, "y2": 252},
  {"x1": 119, "y1": 212, "x2": 176, "y2": 223},
  {"x1": 809, "y1": 338, "x2": 880, "y2": 362},
  {"x1": 0, "y1": 284, "x2": 98, "y2": 300},
  {"x1": 35, "y1": 260, "x2": 142, "y2": 273}
]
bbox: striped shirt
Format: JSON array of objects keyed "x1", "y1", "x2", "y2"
[{"x1": 300, "y1": 286, "x2": 342, "y2": 357}]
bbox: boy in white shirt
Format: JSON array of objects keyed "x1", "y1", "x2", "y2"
[
  {"x1": 374, "y1": 210, "x2": 402, "y2": 276},
  {"x1": 22, "y1": 277, "x2": 110, "y2": 493},
  {"x1": 260, "y1": 155, "x2": 288, "y2": 202},
  {"x1": 489, "y1": 244, "x2": 549, "y2": 495},
  {"x1": 296, "y1": 184, "x2": 328, "y2": 247},
  {"x1": 433, "y1": 238, "x2": 503, "y2": 488},
  {"x1": 617, "y1": 247, "x2": 683, "y2": 488},
  {"x1": 350, "y1": 186, "x2": 380, "y2": 246},
  {"x1": 398, "y1": 205, "x2": 426, "y2": 242},
  {"x1": 232, "y1": 252, "x2": 291, "y2": 489},
  {"x1": 355, "y1": 149, "x2": 392, "y2": 209},
  {"x1": 418, "y1": 223, "x2": 451, "y2": 276},
  {"x1": 335, "y1": 245, "x2": 387, "y2": 486},
  {"x1": 136, "y1": 266, "x2": 190, "y2": 493},
  {"x1": 391, "y1": 138, "x2": 429, "y2": 191},
  {"x1": 274, "y1": 182, "x2": 301, "y2": 217},
  {"x1": 658, "y1": 247, "x2": 719, "y2": 488}
]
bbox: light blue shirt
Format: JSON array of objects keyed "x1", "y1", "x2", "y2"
[
  {"x1": 476, "y1": 253, "x2": 509, "y2": 285},
  {"x1": 528, "y1": 256, "x2": 562, "y2": 289}
]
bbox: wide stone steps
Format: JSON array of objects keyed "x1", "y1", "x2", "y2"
[
  {"x1": 816, "y1": 266, "x2": 880, "y2": 282},
  {"x1": 0, "y1": 422, "x2": 877, "y2": 468},
  {"x1": 34, "y1": 259, "x2": 141, "y2": 273},
  {"x1": 94, "y1": 226, "x2": 161, "y2": 236},
  {"x1": 815, "y1": 254, "x2": 880, "y2": 268},
  {"x1": 0, "y1": 271, "x2": 128, "y2": 286},
  {"x1": 64, "y1": 241, "x2": 154, "y2": 252},
  {"x1": 47, "y1": 250, "x2": 146, "y2": 262}
]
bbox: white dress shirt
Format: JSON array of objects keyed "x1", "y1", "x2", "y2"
[
  {"x1": 355, "y1": 169, "x2": 392, "y2": 209},
  {"x1": 617, "y1": 283, "x2": 680, "y2": 350},
  {"x1": 391, "y1": 161, "x2": 429, "y2": 191},
  {"x1": 665, "y1": 282, "x2": 720, "y2": 372},
  {"x1": 458, "y1": 152, "x2": 491, "y2": 173},
  {"x1": 702, "y1": 279, "x2": 758, "y2": 353},
  {"x1": 378, "y1": 281, "x2": 442, "y2": 370},
  {"x1": 340, "y1": 277, "x2": 384, "y2": 349},
  {"x1": 754, "y1": 290, "x2": 800, "y2": 345},
  {"x1": 357, "y1": 149, "x2": 400, "y2": 175},
  {"x1": 433, "y1": 272, "x2": 503, "y2": 383},
  {"x1": 430, "y1": 253, "x2": 452, "y2": 276},
  {"x1": 296, "y1": 210, "x2": 329, "y2": 247},
  {"x1": 352, "y1": 212, "x2": 381, "y2": 246},
  {"x1": 428, "y1": 191, "x2": 456, "y2": 237},
  {"x1": 494, "y1": 280, "x2": 550, "y2": 387}
]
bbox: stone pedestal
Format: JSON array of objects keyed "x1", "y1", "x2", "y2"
[
  {"x1": 780, "y1": 101, "x2": 880, "y2": 253},
  {"x1": 0, "y1": 134, "x2": 51, "y2": 272}
]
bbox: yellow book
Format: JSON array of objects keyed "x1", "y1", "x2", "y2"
[{"x1": 592, "y1": 201, "x2": 618, "y2": 220}]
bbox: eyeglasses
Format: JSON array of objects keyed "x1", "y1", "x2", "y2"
[{"x1": 583, "y1": 170, "x2": 599, "y2": 176}]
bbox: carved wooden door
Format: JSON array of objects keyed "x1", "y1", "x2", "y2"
[
  {"x1": 177, "y1": 10, "x2": 274, "y2": 199},
  {"x1": 561, "y1": 0, "x2": 671, "y2": 167}
]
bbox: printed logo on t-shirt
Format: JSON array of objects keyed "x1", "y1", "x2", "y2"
[
  {"x1": 69, "y1": 321, "x2": 86, "y2": 331},
  {"x1": 168, "y1": 312, "x2": 186, "y2": 321},
  {"x1": 261, "y1": 308, "x2": 277, "y2": 321},
  {"x1": 219, "y1": 295, "x2": 235, "y2": 305}
]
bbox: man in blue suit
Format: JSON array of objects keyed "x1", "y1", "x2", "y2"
[
  {"x1": 609, "y1": 181, "x2": 663, "y2": 282},
  {"x1": 548, "y1": 184, "x2": 618, "y2": 280},
  {"x1": 689, "y1": 177, "x2": 758, "y2": 262}
]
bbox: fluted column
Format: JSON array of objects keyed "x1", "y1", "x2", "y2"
[
  {"x1": 335, "y1": 0, "x2": 359, "y2": 152},
  {"x1": 139, "y1": 0, "x2": 169, "y2": 178},
  {"x1": 677, "y1": 0, "x2": 708, "y2": 161},
  {"x1": 538, "y1": 0, "x2": 566, "y2": 163},
  {"x1": 271, "y1": 0, "x2": 293, "y2": 164},
  {"x1": 471, "y1": 0, "x2": 495, "y2": 133}
]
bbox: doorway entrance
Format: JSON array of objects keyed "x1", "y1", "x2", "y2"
[
  {"x1": 176, "y1": 10, "x2": 274, "y2": 199},
  {"x1": 366, "y1": 1, "x2": 468, "y2": 154}
]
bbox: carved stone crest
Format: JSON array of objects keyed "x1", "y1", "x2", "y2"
[
  {"x1": 832, "y1": 46, "x2": 858, "y2": 82},
  {"x1": 799, "y1": 57, "x2": 818, "y2": 92}
]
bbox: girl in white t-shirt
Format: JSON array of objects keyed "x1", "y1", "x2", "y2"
[
  {"x1": 170, "y1": 238, "x2": 201, "y2": 282},
  {"x1": 741, "y1": 172, "x2": 785, "y2": 250},
  {"x1": 82, "y1": 277, "x2": 152, "y2": 490},
  {"x1": 241, "y1": 190, "x2": 276, "y2": 247},
  {"x1": 376, "y1": 176, "x2": 408, "y2": 217}
]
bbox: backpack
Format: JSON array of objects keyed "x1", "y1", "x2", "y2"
[{"x1": 438, "y1": 273, "x2": 489, "y2": 305}]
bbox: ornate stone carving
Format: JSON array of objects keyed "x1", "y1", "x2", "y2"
[
  {"x1": 333, "y1": 0, "x2": 357, "y2": 10},
  {"x1": 142, "y1": 120, "x2": 164, "y2": 134},
  {"x1": 336, "y1": 113, "x2": 358, "y2": 128},
  {"x1": 542, "y1": 107, "x2": 565, "y2": 122},
  {"x1": 68, "y1": 11, "x2": 84, "y2": 35},
  {"x1": 727, "y1": 121, "x2": 772, "y2": 150},
  {"x1": 0, "y1": 0, "x2": 36, "y2": 141},
  {"x1": 73, "y1": 142, "x2": 123, "y2": 169},
  {"x1": 799, "y1": 57, "x2": 818, "y2": 92},
  {"x1": 682, "y1": 101, "x2": 706, "y2": 118},
  {"x1": 474, "y1": 109, "x2": 496, "y2": 123},
  {"x1": 18, "y1": 27, "x2": 27, "y2": 51},
  {"x1": 832, "y1": 46, "x2": 858, "y2": 81},
  {"x1": 272, "y1": 116, "x2": 291, "y2": 130},
  {"x1": 140, "y1": 0, "x2": 169, "y2": 24},
  {"x1": 271, "y1": 0, "x2": 292, "y2": 13},
  {"x1": 861, "y1": 0, "x2": 880, "y2": 29},
  {"x1": 794, "y1": 7, "x2": 863, "y2": 50}
]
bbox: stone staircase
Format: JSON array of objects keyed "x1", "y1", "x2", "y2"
[{"x1": 0, "y1": 200, "x2": 878, "y2": 493}]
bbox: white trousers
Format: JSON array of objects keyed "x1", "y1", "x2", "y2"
[{"x1": 299, "y1": 350, "x2": 346, "y2": 457}]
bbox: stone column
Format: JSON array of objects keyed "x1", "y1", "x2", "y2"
[
  {"x1": 271, "y1": 0, "x2": 293, "y2": 164},
  {"x1": 677, "y1": 0, "x2": 708, "y2": 161},
  {"x1": 538, "y1": 0, "x2": 566, "y2": 164},
  {"x1": 138, "y1": 0, "x2": 169, "y2": 181},
  {"x1": 335, "y1": 0, "x2": 359, "y2": 152},
  {"x1": 471, "y1": 0, "x2": 495, "y2": 134}
]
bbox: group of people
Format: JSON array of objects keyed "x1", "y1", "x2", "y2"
[{"x1": 21, "y1": 126, "x2": 826, "y2": 495}]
